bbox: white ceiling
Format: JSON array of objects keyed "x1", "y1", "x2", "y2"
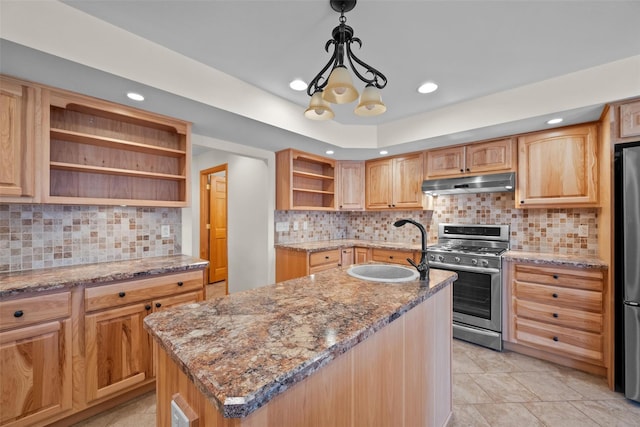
[{"x1": 1, "y1": 0, "x2": 640, "y2": 159}]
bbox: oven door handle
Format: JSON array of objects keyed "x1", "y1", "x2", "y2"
[{"x1": 428, "y1": 261, "x2": 500, "y2": 274}]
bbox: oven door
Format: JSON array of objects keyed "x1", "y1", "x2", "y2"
[{"x1": 429, "y1": 262, "x2": 501, "y2": 332}]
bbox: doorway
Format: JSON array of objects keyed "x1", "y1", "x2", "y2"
[{"x1": 199, "y1": 164, "x2": 228, "y2": 297}]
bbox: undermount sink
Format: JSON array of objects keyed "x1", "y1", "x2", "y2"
[{"x1": 347, "y1": 264, "x2": 419, "y2": 283}]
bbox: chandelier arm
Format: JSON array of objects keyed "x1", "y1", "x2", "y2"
[
  {"x1": 345, "y1": 41, "x2": 387, "y2": 89},
  {"x1": 306, "y1": 44, "x2": 339, "y2": 96}
]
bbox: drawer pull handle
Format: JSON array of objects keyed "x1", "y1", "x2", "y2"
[
  {"x1": 145, "y1": 304, "x2": 152, "y2": 310},
  {"x1": 389, "y1": 256, "x2": 394, "y2": 259},
  {"x1": 553, "y1": 274, "x2": 559, "y2": 279},
  {"x1": 14, "y1": 310, "x2": 24, "y2": 318},
  {"x1": 177, "y1": 281, "x2": 184, "y2": 286},
  {"x1": 552, "y1": 293, "x2": 558, "y2": 298},
  {"x1": 552, "y1": 313, "x2": 559, "y2": 318},
  {"x1": 325, "y1": 256, "x2": 330, "y2": 259},
  {"x1": 552, "y1": 336, "x2": 559, "y2": 342},
  {"x1": 155, "y1": 303, "x2": 162, "y2": 308},
  {"x1": 118, "y1": 292, "x2": 126, "y2": 298}
]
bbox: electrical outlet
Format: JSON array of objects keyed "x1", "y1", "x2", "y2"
[
  {"x1": 293, "y1": 221, "x2": 299, "y2": 231},
  {"x1": 303, "y1": 221, "x2": 308, "y2": 230},
  {"x1": 171, "y1": 400, "x2": 189, "y2": 427},
  {"x1": 275, "y1": 222, "x2": 290, "y2": 232},
  {"x1": 578, "y1": 224, "x2": 589, "y2": 237},
  {"x1": 161, "y1": 225, "x2": 171, "y2": 238}
]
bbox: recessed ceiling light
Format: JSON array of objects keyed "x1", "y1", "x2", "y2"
[
  {"x1": 289, "y1": 79, "x2": 308, "y2": 91},
  {"x1": 325, "y1": 150, "x2": 334, "y2": 155},
  {"x1": 547, "y1": 118, "x2": 563, "y2": 125},
  {"x1": 127, "y1": 92, "x2": 144, "y2": 101},
  {"x1": 379, "y1": 150, "x2": 388, "y2": 155},
  {"x1": 417, "y1": 82, "x2": 438, "y2": 94}
]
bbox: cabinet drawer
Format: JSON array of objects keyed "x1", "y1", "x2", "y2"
[
  {"x1": 85, "y1": 270, "x2": 203, "y2": 312},
  {"x1": 371, "y1": 248, "x2": 415, "y2": 265},
  {"x1": 0, "y1": 292, "x2": 71, "y2": 331},
  {"x1": 514, "y1": 264, "x2": 603, "y2": 291},
  {"x1": 515, "y1": 317, "x2": 603, "y2": 363},
  {"x1": 309, "y1": 249, "x2": 340, "y2": 273},
  {"x1": 514, "y1": 281, "x2": 602, "y2": 313},
  {"x1": 514, "y1": 298, "x2": 602, "y2": 333}
]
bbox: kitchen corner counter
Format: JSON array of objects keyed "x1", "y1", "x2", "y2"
[
  {"x1": 0, "y1": 255, "x2": 208, "y2": 299},
  {"x1": 275, "y1": 238, "x2": 422, "y2": 252},
  {"x1": 144, "y1": 266, "x2": 456, "y2": 419},
  {"x1": 503, "y1": 250, "x2": 608, "y2": 269}
]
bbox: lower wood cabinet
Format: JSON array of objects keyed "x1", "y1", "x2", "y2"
[
  {"x1": 0, "y1": 292, "x2": 73, "y2": 427},
  {"x1": 355, "y1": 247, "x2": 371, "y2": 264},
  {"x1": 84, "y1": 271, "x2": 204, "y2": 403},
  {"x1": 505, "y1": 262, "x2": 608, "y2": 376},
  {"x1": 0, "y1": 268, "x2": 205, "y2": 427},
  {"x1": 371, "y1": 248, "x2": 420, "y2": 266}
]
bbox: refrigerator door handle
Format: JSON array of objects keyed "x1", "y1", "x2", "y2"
[{"x1": 624, "y1": 300, "x2": 640, "y2": 307}]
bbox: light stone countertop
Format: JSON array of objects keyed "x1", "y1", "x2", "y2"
[
  {"x1": 275, "y1": 238, "x2": 422, "y2": 252},
  {"x1": 0, "y1": 255, "x2": 208, "y2": 299},
  {"x1": 502, "y1": 250, "x2": 608, "y2": 269},
  {"x1": 143, "y1": 266, "x2": 456, "y2": 418}
]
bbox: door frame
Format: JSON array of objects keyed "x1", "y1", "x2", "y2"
[{"x1": 199, "y1": 164, "x2": 228, "y2": 293}]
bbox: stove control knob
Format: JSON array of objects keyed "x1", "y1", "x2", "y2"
[
  {"x1": 437, "y1": 255, "x2": 445, "y2": 262},
  {"x1": 480, "y1": 259, "x2": 489, "y2": 267},
  {"x1": 429, "y1": 255, "x2": 435, "y2": 261},
  {"x1": 454, "y1": 256, "x2": 461, "y2": 263},
  {"x1": 471, "y1": 259, "x2": 478, "y2": 265}
]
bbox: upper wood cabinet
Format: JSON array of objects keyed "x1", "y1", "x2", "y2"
[
  {"x1": 366, "y1": 152, "x2": 426, "y2": 210},
  {"x1": 425, "y1": 138, "x2": 516, "y2": 179},
  {"x1": 336, "y1": 160, "x2": 365, "y2": 210},
  {"x1": 0, "y1": 75, "x2": 40, "y2": 202},
  {"x1": 276, "y1": 149, "x2": 336, "y2": 210},
  {"x1": 43, "y1": 88, "x2": 191, "y2": 207},
  {"x1": 517, "y1": 123, "x2": 598, "y2": 208},
  {"x1": 613, "y1": 98, "x2": 640, "y2": 142}
]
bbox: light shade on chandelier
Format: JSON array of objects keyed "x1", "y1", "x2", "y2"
[{"x1": 304, "y1": 0, "x2": 387, "y2": 121}]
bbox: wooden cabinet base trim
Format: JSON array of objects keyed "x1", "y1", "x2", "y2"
[{"x1": 504, "y1": 341, "x2": 606, "y2": 378}]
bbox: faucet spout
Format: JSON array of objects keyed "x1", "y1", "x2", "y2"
[{"x1": 393, "y1": 219, "x2": 430, "y2": 281}]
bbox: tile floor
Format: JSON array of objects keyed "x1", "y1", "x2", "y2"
[{"x1": 72, "y1": 339, "x2": 640, "y2": 426}]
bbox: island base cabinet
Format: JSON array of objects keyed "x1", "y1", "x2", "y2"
[{"x1": 154, "y1": 285, "x2": 453, "y2": 427}]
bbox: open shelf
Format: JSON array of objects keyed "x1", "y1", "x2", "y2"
[
  {"x1": 277, "y1": 149, "x2": 336, "y2": 210},
  {"x1": 45, "y1": 89, "x2": 191, "y2": 206}
]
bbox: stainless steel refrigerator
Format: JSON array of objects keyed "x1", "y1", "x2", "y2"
[{"x1": 614, "y1": 142, "x2": 640, "y2": 403}]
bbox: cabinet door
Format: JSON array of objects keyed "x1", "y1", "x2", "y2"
[
  {"x1": 365, "y1": 159, "x2": 393, "y2": 209},
  {"x1": 517, "y1": 124, "x2": 598, "y2": 207},
  {"x1": 340, "y1": 247, "x2": 354, "y2": 267},
  {"x1": 85, "y1": 303, "x2": 152, "y2": 402},
  {"x1": 392, "y1": 153, "x2": 424, "y2": 209},
  {"x1": 336, "y1": 161, "x2": 365, "y2": 210},
  {"x1": 465, "y1": 138, "x2": 515, "y2": 174},
  {"x1": 425, "y1": 146, "x2": 465, "y2": 178},
  {"x1": 0, "y1": 320, "x2": 72, "y2": 426},
  {"x1": 355, "y1": 247, "x2": 370, "y2": 264},
  {"x1": 0, "y1": 77, "x2": 36, "y2": 199}
]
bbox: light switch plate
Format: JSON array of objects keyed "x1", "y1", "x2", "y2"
[{"x1": 161, "y1": 225, "x2": 171, "y2": 238}]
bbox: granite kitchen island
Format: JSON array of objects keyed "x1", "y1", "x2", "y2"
[{"x1": 144, "y1": 266, "x2": 457, "y2": 427}]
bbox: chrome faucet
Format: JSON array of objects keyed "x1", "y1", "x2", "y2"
[{"x1": 393, "y1": 219, "x2": 430, "y2": 281}]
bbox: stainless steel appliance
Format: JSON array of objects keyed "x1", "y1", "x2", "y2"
[
  {"x1": 614, "y1": 142, "x2": 640, "y2": 403},
  {"x1": 428, "y1": 223, "x2": 509, "y2": 351}
]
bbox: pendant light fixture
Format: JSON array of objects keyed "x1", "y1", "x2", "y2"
[{"x1": 304, "y1": 0, "x2": 387, "y2": 121}]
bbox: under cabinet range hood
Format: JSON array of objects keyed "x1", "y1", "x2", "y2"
[{"x1": 422, "y1": 172, "x2": 515, "y2": 196}]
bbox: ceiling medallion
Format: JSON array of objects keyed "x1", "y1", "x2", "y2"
[{"x1": 304, "y1": 0, "x2": 387, "y2": 121}]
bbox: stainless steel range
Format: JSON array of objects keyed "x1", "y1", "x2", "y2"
[{"x1": 428, "y1": 223, "x2": 510, "y2": 351}]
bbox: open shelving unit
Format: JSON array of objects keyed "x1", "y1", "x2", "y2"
[
  {"x1": 276, "y1": 149, "x2": 336, "y2": 210},
  {"x1": 43, "y1": 90, "x2": 191, "y2": 206}
]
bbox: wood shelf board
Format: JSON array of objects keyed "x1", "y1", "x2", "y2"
[
  {"x1": 49, "y1": 162, "x2": 186, "y2": 181},
  {"x1": 292, "y1": 170, "x2": 335, "y2": 181},
  {"x1": 291, "y1": 206, "x2": 335, "y2": 211},
  {"x1": 50, "y1": 128, "x2": 186, "y2": 158},
  {"x1": 292, "y1": 188, "x2": 335, "y2": 195}
]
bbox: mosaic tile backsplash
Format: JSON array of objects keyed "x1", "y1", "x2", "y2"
[
  {"x1": 0, "y1": 204, "x2": 181, "y2": 273},
  {"x1": 275, "y1": 192, "x2": 599, "y2": 256}
]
